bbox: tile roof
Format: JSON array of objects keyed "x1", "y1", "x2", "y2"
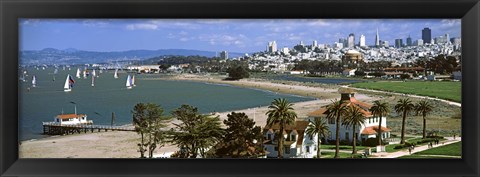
[
  {"x1": 361, "y1": 125, "x2": 391, "y2": 135},
  {"x1": 55, "y1": 114, "x2": 86, "y2": 119}
]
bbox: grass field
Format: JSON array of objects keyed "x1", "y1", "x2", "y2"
[
  {"x1": 415, "y1": 142, "x2": 461, "y2": 156},
  {"x1": 398, "y1": 142, "x2": 461, "y2": 158},
  {"x1": 320, "y1": 145, "x2": 367, "y2": 151},
  {"x1": 320, "y1": 151, "x2": 363, "y2": 158},
  {"x1": 351, "y1": 81, "x2": 461, "y2": 102}
]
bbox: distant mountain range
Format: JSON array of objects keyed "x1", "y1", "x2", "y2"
[{"x1": 20, "y1": 48, "x2": 246, "y2": 65}]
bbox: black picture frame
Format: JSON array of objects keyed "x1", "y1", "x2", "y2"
[{"x1": 1, "y1": 0, "x2": 479, "y2": 176}]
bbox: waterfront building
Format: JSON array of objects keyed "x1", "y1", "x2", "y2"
[
  {"x1": 263, "y1": 120, "x2": 318, "y2": 158},
  {"x1": 307, "y1": 90, "x2": 391, "y2": 145},
  {"x1": 422, "y1": 27, "x2": 432, "y2": 44}
]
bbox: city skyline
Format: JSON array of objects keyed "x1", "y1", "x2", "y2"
[{"x1": 20, "y1": 19, "x2": 461, "y2": 53}]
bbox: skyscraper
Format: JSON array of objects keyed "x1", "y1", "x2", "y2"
[
  {"x1": 375, "y1": 28, "x2": 380, "y2": 47},
  {"x1": 220, "y1": 51, "x2": 228, "y2": 59},
  {"x1": 339, "y1": 38, "x2": 347, "y2": 48},
  {"x1": 347, "y1": 33, "x2": 355, "y2": 48},
  {"x1": 312, "y1": 40, "x2": 318, "y2": 48},
  {"x1": 267, "y1": 41, "x2": 277, "y2": 53},
  {"x1": 406, "y1": 35, "x2": 412, "y2": 46},
  {"x1": 395, "y1": 39, "x2": 403, "y2": 48},
  {"x1": 422, "y1": 27, "x2": 432, "y2": 44},
  {"x1": 359, "y1": 34, "x2": 366, "y2": 47}
]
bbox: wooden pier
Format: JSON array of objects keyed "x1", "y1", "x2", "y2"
[{"x1": 42, "y1": 122, "x2": 135, "y2": 135}]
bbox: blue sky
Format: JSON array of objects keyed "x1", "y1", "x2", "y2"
[{"x1": 20, "y1": 19, "x2": 461, "y2": 53}]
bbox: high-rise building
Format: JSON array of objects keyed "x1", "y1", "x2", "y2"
[
  {"x1": 339, "y1": 38, "x2": 347, "y2": 48},
  {"x1": 445, "y1": 34, "x2": 450, "y2": 43},
  {"x1": 450, "y1": 37, "x2": 461, "y2": 45},
  {"x1": 299, "y1": 41, "x2": 304, "y2": 46},
  {"x1": 359, "y1": 34, "x2": 366, "y2": 47},
  {"x1": 347, "y1": 33, "x2": 355, "y2": 48},
  {"x1": 414, "y1": 39, "x2": 424, "y2": 46},
  {"x1": 267, "y1": 41, "x2": 277, "y2": 53},
  {"x1": 220, "y1": 51, "x2": 228, "y2": 59},
  {"x1": 395, "y1": 39, "x2": 403, "y2": 48},
  {"x1": 422, "y1": 27, "x2": 432, "y2": 44},
  {"x1": 406, "y1": 35, "x2": 412, "y2": 46},
  {"x1": 375, "y1": 28, "x2": 380, "y2": 47},
  {"x1": 312, "y1": 40, "x2": 318, "y2": 48},
  {"x1": 382, "y1": 41, "x2": 389, "y2": 47}
]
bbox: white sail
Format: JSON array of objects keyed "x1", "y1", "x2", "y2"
[
  {"x1": 76, "y1": 68, "x2": 81, "y2": 78},
  {"x1": 83, "y1": 70, "x2": 87, "y2": 79},
  {"x1": 126, "y1": 75, "x2": 132, "y2": 89},
  {"x1": 132, "y1": 75, "x2": 136, "y2": 86},
  {"x1": 92, "y1": 69, "x2": 97, "y2": 77},
  {"x1": 54, "y1": 68, "x2": 58, "y2": 74},
  {"x1": 91, "y1": 75, "x2": 95, "y2": 87},
  {"x1": 64, "y1": 74, "x2": 73, "y2": 92},
  {"x1": 32, "y1": 75, "x2": 36, "y2": 87},
  {"x1": 114, "y1": 69, "x2": 119, "y2": 79}
]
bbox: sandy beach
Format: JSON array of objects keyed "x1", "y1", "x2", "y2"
[{"x1": 19, "y1": 74, "x2": 379, "y2": 158}]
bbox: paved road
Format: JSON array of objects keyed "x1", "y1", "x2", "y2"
[
  {"x1": 372, "y1": 137, "x2": 461, "y2": 158},
  {"x1": 342, "y1": 85, "x2": 461, "y2": 107}
]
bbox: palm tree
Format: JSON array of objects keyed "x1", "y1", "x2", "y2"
[
  {"x1": 342, "y1": 106, "x2": 366, "y2": 154},
  {"x1": 326, "y1": 99, "x2": 347, "y2": 158},
  {"x1": 305, "y1": 117, "x2": 330, "y2": 158},
  {"x1": 415, "y1": 100, "x2": 434, "y2": 139},
  {"x1": 266, "y1": 98, "x2": 298, "y2": 158},
  {"x1": 394, "y1": 98, "x2": 415, "y2": 144},
  {"x1": 370, "y1": 100, "x2": 390, "y2": 146}
]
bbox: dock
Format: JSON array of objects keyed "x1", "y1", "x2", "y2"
[{"x1": 42, "y1": 122, "x2": 135, "y2": 135}]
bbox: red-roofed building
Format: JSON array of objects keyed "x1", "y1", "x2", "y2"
[
  {"x1": 263, "y1": 120, "x2": 317, "y2": 158},
  {"x1": 53, "y1": 113, "x2": 92, "y2": 125},
  {"x1": 307, "y1": 90, "x2": 391, "y2": 144}
]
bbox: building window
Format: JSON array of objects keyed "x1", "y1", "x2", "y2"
[
  {"x1": 274, "y1": 147, "x2": 278, "y2": 151},
  {"x1": 345, "y1": 132, "x2": 350, "y2": 141},
  {"x1": 306, "y1": 146, "x2": 310, "y2": 153},
  {"x1": 267, "y1": 134, "x2": 272, "y2": 140},
  {"x1": 291, "y1": 135, "x2": 296, "y2": 141},
  {"x1": 56, "y1": 119, "x2": 60, "y2": 122}
]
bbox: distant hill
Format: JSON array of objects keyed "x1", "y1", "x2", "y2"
[{"x1": 20, "y1": 48, "x2": 246, "y2": 65}]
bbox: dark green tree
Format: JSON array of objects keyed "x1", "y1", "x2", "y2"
[
  {"x1": 305, "y1": 117, "x2": 330, "y2": 158},
  {"x1": 415, "y1": 100, "x2": 434, "y2": 139},
  {"x1": 132, "y1": 103, "x2": 172, "y2": 158},
  {"x1": 326, "y1": 99, "x2": 347, "y2": 158},
  {"x1": 395, "y1": 98, "x2": 415, "y2": 144},
  {"x1": 212, "y1": 112, "x2": 264, "y2": 158},
  {"x1": 170, "y1": 105, "x2": 224, "y2": 158},
  {"x1": 226, "y1": 65, "x2": 250, "y2": 80}
]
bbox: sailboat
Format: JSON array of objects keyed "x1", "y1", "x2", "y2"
[
  {"x1": 91, "y1": 75, "x2": 95, "y2": 87},
  {"x1": 32, "y1": 75, "x2": 37, "y2": 87},
  {"x1": 114, "y1": 69, "x2": 119, "y2": 79},
  {"x1": 92, "y1": 69, "x2": 97, "y2": 78},
  {"x1": 53, "y1": 68, "x2": 58, "y2": 81},
  {"x1": 126, "y1": 75, "x2": 133, "y2": 89},
  {"x1": 83, "y1": 69, "x2": 88, "y2": 79},
  {"x1": 132, "y1": 75, "x2": 136, "y2": 87},
  {"x1": 64, "y1": 74, "x2": 75, "y2": 92},
  {"x1": 76, "y1": 68, "x2": 81, "y2": 78}
]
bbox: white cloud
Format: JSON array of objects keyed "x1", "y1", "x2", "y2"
[{"x1": 126, "y1": 23, "x2": 158, "y2": 30}]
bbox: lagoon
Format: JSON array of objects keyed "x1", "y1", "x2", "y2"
[{"x1": 19, "y1": 68, "x2": 313, "y2": 141}]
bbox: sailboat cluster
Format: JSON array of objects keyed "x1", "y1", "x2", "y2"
[{"x1": 25, "y1": 67, "x2": 137, "y2": 92}]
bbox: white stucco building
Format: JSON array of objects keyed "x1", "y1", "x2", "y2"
[
  {"x1": 307, "y1": 90, "x2": 391, "y2": 144},
  {"x1": 263, "y1": 121, "x2": 318, "y2": 158},
  {"x1": 54, "y1": 114, "x2": 92, "y2": 125}
]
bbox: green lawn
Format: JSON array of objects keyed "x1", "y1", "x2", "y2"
[
  {"x1": 320, "y1": 144, "x2": 367, "y2": 151},
  {"x1": 320, "y1": 151, "x2": 363, "y2": 158},
  {"x1": 385, "y1": 137, "x2": 445, "y2": 153},
  {"x1": 351, "y1": 81, "x2": 461, "y2": 102},
  {"x1": 415, "y1": 142, "x2": 461, "y2": 156},
  {"x1": 397, "y1": 154, "x2": 459, "y2": 159}
]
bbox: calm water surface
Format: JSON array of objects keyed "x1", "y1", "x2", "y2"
[{"x1": 19, "y1": 68, "x2": 313, "y2": 141}]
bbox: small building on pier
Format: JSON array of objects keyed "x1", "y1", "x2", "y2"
[{"x1": 54, "y1": 114, "x2": 92, "y2": 125}]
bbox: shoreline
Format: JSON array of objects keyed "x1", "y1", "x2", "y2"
[{"x1": 20, "y1": 74, "x2": 381, "y2": 158}]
